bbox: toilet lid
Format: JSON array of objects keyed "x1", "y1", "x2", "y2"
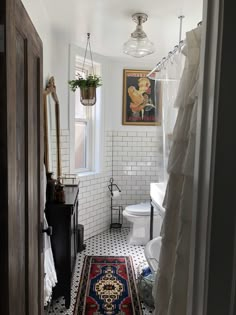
[{"x1": 125, "y1": 202, "x2": 157, "y2": 216}]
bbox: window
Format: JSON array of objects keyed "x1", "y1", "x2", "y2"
[
  {"x1": 74, "y1": 120, "x2": 87, "y2": 169},
  {"x1": 70, "y1": 52, "x2": 102, "y2": 174},
  {"x1": 74, "y1": 60, "x2": 94, "y2": 172}
]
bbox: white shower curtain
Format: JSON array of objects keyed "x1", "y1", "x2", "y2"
[
  {"x1": 153, "y1": 26, "x2": 201, "y2": 315},
  {"x1": 157, "y1": 52, "x2": 185, "y2": 181}
]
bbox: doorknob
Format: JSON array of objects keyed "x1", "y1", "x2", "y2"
[{"x1": 42, "y1": 226, "x2": 53, "y2": 236}]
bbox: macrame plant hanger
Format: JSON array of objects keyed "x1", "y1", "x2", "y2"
[{"x1": 80, "y1": 33, "x2": 97, "y2": 106}]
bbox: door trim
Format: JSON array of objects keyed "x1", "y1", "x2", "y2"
[{"x1": 188, "y1": 0, "x2": 236, "y2": 314}]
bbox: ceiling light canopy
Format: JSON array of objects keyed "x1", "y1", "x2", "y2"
[{"x1": 123, "y1": 13, "x2": 155, "y2": 58}]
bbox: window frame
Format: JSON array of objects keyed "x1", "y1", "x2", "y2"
[
  {"x1": 73, "y1": 60, "x2": 95, "y2": 173},
  {"x1": 69, "y1": 45, "x2": 103, "y2": 175}
]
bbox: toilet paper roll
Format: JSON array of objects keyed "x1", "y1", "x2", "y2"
[{"x1": 112, "y1": 190, "x2": 121, "y2": 198}]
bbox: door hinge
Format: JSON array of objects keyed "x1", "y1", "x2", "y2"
[{"x1": 0, "y1": 25, "x2": 4, "y2": 53}]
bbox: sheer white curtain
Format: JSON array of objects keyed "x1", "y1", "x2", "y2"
[
  {"x1": 153, "y1": 49, "x2": 185, "y2": 181},
  {"x1": 153, "y1": 26, "x2": 201, "y2": 315}
]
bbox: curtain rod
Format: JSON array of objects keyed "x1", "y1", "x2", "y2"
[
  {"x1": 147, "y1": 40, "x2": 184, "y2": 79},
  {"x1": 147, "y1": 20, "x2": 202, "y2": 79}
]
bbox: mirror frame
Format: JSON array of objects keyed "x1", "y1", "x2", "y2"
[{"x1": 43, "y1": 76, "x2": 61, "y2": 178}]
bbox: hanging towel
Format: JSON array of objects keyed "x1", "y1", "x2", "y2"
[
  {"x1": 44, "y1": 214, "x2": 57, "y2": 306},
  {"x1": 43, "y1": 166, "x2": 57, "y2": 306}
]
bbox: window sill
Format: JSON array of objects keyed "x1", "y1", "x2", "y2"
[{"x1": 77, "y1": 171, "x2": 99, "y2": 178}]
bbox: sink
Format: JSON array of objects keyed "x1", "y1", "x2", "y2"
[{"x1": 150, "y1": 182, "x2": 167, "y2": 216}]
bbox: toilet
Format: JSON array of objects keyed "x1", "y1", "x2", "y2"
[{"x1": 123, "y1": 202, "x2": 164, "y2": 245}]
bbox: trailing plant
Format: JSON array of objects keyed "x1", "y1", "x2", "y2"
[{"x1": 68, "y1": 74, "x2": 102, "y2": 92}]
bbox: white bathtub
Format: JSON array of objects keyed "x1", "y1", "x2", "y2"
[{"x1": 144, "y1": 236, "x2": 162, "y2": 274}]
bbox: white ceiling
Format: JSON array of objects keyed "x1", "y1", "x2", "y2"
[{"x1": 42, "y1": 0, "x2": 203, "y2": 62}]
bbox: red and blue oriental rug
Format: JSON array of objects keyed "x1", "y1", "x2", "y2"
[{"x1": 74, "y1": 256, "x2": 142, "y2": 314}]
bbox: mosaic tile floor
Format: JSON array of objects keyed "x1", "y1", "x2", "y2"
[{"x1": 45, "y1": 228, "x2": 155, "y2": 314}]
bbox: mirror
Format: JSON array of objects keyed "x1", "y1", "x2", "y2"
[{"x1": 43, "y1": 76, "x2": 61, "y2": 178}]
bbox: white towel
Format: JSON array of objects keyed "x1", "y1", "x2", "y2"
[
  {"x1": 43, "y1": 166, "x2": 57, "y2": 306},
  {"x1": 44, "y1": 214, "x2": 57, "y2": 306}
]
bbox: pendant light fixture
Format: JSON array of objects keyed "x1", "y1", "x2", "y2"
[{"x1": 123, "y1": 13, "x2": 155, "y2": 58}]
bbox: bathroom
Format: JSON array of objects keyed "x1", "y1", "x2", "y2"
[
  {"x1": 36, "y1": 0, "x2": 202, "y2": 313},
  {"x1": 3, "y1": 0, "x2": 234, "y2": 314}
]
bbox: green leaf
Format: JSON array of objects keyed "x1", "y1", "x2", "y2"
[{"x1": 68, "y1": 74, "x2": 102, "y2": 91}]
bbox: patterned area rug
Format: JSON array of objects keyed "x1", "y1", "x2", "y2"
[{"x1": 74, "y1": 256, "x2": 142, "y2": 314}]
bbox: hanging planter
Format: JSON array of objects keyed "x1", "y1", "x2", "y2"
[
  {"x1": 80, "y1": 86, "x2": 96, "y2": 106},
  {"x1": 81, "y1": 86, "x2": 96, "y2": 100},
  {"x1": 69, "y1": 74, "x2": 102, "y2": 106},
  {"x1": 68, "y1": 33, "x2": 102, "y2": 106}
]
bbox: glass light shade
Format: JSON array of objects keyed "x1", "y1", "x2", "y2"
[{"x1": 123, "y1": 36, "x2": 155, "y2": 58}]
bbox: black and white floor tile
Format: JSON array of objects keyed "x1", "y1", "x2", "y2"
[{"x1": 45, "y1": 228, "x2": 154, "y2": 314}]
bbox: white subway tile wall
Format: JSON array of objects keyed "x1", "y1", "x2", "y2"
[
  {"x1": 50, "y1": 129, "x2": 163, "y2": 238},
  {"x1": 111, "y1": 130, "x2": 163, "y2": 227},
  {"x1": 76, "y1": 131, "x2": 113, "y2": 239},
  {"x1": 78, "y1": 171, "x2": 111, "y2": 239}
]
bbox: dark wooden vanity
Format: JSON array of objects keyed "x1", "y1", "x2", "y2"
[{"x1": 45, "y1": 185, "x2": 79, "y2": 309}]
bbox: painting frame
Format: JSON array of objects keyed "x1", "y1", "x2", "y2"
[{"x1": 122, "y1": 69, "x2": 162, "y2": 126}]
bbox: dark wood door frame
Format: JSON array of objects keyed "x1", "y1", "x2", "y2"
[
  {"x1": 0, "y1": 0, "x2": 44, "y2": 314},
  {"x1": 188, "y1": 1, "x2": 236, "y2": 314}
]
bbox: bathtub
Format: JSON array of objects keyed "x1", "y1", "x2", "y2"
[{"x1": 144, "y1": 236, "x2": 162, "y2": 274}]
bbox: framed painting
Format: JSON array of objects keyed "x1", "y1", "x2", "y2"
[{"x1": 122, "y1": 69, "x2": 162, "y2": 126}]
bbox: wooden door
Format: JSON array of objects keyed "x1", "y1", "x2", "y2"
[{"x1": 0, "y1": 0, "x2": 44, "y2": 314}]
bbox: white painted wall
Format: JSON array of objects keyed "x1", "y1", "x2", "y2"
[
  {"x1": 22, "y1": 0, "x2": 53, "y2": 84},
  {"x1": 22, "y1": 1, "x2": 165, "y2": 239},
  {"x1": 22, "y1": 0, "x2": 162, "y2": 131},
  {"x1": 50, "y1": 36, "x2": 70, "y2": 129},
  {"x1": 49, "y1": 36, "x2": 160, "y2": 131}
]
